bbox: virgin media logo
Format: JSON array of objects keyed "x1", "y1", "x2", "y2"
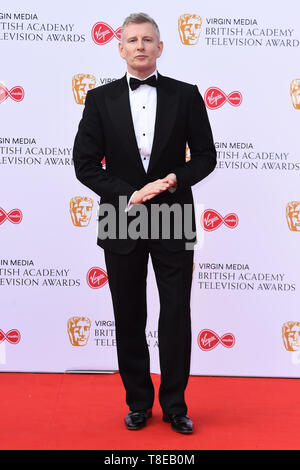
[
  {"x1": 204, "y1": 87, "x2": 242, "y2": 109},
  {"x1": 198, "y1": 329, "x2": 235, "y2": 351},
  {"x1": 201, "y1": 209, "x2": 238, "y2": 231},
  {"x1": 0, "y1": 84, "x2": 25, "y2": 104},
  {"x1": 0, "y1": 329, "x2": 21, "y2": 344},
  {"x1": 0, "y1": 207, "x2": 23, "y2": 225},
  {"x1": 86, "y1": 267, "x2": 108, "y2": 289},
  {"x1": 91, "y1": 22, "x2": 121, "y2": 45}
]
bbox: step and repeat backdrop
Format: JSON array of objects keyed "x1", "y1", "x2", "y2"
[{"x1": 1, "y1": 0, "x2": 299, "y2": 376}]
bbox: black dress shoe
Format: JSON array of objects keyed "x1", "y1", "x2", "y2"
[
  {"x1": 124, "y1": 409, "x2": 152, "y2": 430},
  {"x1": 163, "y1": 413, "x2": 193, "y2": 434}
]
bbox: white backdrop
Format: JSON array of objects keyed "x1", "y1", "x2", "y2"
[{"x1": 1, "y1": 0, "x2": 299, "y2": 376}]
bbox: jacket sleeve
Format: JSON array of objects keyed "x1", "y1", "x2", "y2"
[
  {"x1": 171, "y1": 85, "x2": 217, "y2": 189},
  {"x1": 72, "y1": 90, "x2": 137, "y2": 203}
]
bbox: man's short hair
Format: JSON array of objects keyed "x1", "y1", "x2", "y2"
[{"x1": 121, "y1": 12, "x2": 160, "y2": 41}]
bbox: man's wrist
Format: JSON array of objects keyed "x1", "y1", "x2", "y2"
[{"x1": 125, "y1": 190, "x2": 138, "y2": 212}]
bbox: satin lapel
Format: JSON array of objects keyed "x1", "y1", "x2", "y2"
[
  {"x1": 147, "y1": 73, "x2": 179, "y2": 174},
  {"x1": 105, "y1": 75, "x2": 146, "y2": 176}
]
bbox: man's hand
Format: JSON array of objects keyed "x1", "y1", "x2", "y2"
[
  {"x1": 162, "y1": 173, "x2": 177, "y2": 189},
  {"x1": 131, "y1": 179, "x2": 171, "y2": 204},
  {"x1": 131, "y1": 174, "x2": 177, "y2": 204}
]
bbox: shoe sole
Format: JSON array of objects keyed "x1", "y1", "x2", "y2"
[
  {"x1": 171, "y1": 426, "x2": 193, "y2": 434},
  {"x1": 125, "y1": 422, "x2": 146, "y2": 430}
]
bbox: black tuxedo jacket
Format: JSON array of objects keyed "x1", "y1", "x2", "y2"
[{"x1": 73, "y1": 72, "x2": 216, "y2": 254}]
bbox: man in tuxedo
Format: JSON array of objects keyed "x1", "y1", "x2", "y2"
[{"x1": 73, "y1": 13, "x2": 216, "y2": 434}]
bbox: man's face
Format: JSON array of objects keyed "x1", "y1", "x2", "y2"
[{"x1": 119, "y1": 22, "x2": 163, "y2": 78}]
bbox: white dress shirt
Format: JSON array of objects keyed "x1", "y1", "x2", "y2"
[
  {"x1": 125, "y1": 70, "x2": 176, "y2": 212},
  {"x1": 127, "y1": 69, "x2": 157, "y2": 172},
  {"x1": 125, "y1": 70, "x2": 157, "y2": 211}
]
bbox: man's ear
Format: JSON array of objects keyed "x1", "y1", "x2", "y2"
[{"x1": 157, "y1": 41, "x2": 164, "y2": 58}]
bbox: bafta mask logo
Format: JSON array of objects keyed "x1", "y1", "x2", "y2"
[
  {"x1": 290, "y1": 79, "x2": 300, "y2": 109},
  {"x1": 286, "y1": 201, "x2": 300, "y2": 232},
  {"x1": 67, "y1": 316, "x2": 91, "y2": 346},
  {"x1": 70, "y1": 196, "x2": 93, "y2": 227},
  {"x1": 282, "y1": 322, "x2": 300, "y2": 351},
  {"x1": 178, "y1": 14, "x2": 202, "y2": 45},
  {"x1": 72, "y1": 74, "x2": 96, "y2": 105}
]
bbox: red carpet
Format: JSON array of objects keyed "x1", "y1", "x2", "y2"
[{"x1": 0, "y1": 372, "x2": 299, "y2": 450}]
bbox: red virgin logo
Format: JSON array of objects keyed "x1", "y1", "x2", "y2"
[
  {"x1": 0, "y1": 84, "x2": 25, "y2": 104},
  {"x1": 201, "y1": 209, "x2": 238, "y2": 231},
  {"x1": 0, "y1": 207, "x2": 23, "y2": 225},
  {"x1": 91, "y1": 22, "x2": 121, "y2": 45},
  {"x1": 86, "y1": 267, "x2": 108, "y2": 289},
  {"x1": 204, "y1": 87, "x2": 242, "y2": 109},
  {"x1": 0, "y1": 329, "x2": 21, "y2": 344},
  {"x1": 198, "y1": 329, "x2": 235, "y2": 351}
]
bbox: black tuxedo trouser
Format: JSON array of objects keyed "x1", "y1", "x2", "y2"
[{"x1": 104, "y1": 238, "x2": 194, "y2": 415}]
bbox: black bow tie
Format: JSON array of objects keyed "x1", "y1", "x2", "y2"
[{"x1": 129, "y1": 75, "x2": 157, "y2": 91}]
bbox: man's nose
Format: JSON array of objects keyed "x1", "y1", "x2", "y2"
[{"x1": 137, "y1": 40, "x2": 145, "y2": 50}]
